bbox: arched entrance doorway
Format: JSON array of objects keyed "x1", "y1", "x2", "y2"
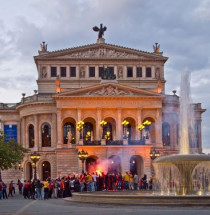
[
  {"x1": 130, "y1": 155, "x2": 144, "y2": 176},
  {"x1": 86, "y1": 156, "x2": 98, "y2": 173},
  {"x1": 26, "y1": 162, "x2": 33, "y2": 180},
  {"x1": 108, "y1": 155, "x2": 121, "y2": 174},
  {"x1": 42, "y1": 161, "x2": 51, "y2": 180}
]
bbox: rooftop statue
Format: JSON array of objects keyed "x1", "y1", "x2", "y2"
[{"x1": 93, "y1": 23, "x2": 107, "y2": 39}]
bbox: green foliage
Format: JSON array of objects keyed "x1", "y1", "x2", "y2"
[{"x1": 0, "y1": 132, "x2": 29, "y2": 170}]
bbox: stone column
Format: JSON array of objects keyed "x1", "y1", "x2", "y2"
[
  {"x1": 47, "y1": 65, "x2": 50, "y2": 78},
  {"x1": 123, "y1": 66, "x2": 127, "y2": 80},
  {"x1": 76, "y1": 66, "x2": 79, "y2": 79},
  {"x1": 133, "y1": 66, "x2": 137, "y2": 78},
  {"x1": 116, "y1": 108, "x2": 122, "y2": 140},
  {"x1": 114, "y1": 65, "x2": 118, "y2": 77},
  {"x1": 197, "y1": 120, "x2": 202, "y2": 153},
  {"x1": 57, "y1": 66, "x2": 60, "y2": 77},
  {"x1": 57, "y1": 109, "x2": 62, "y2": 148},
  {"x1": 77, "y1": 108, "x2": 82, "y2": 144},
  {"x1": 95, "y1": 66, "x2": 99, "y2": 79},
  {"x1": 34, "y1": 114, "x2": 39, "y2": 151},
  {"x1": 142, "y1": 66, "x2": 146, "y2": 78},
  {"x1": 21, "y1": 117, "x2": 26, "y2": 148},
  {"x1": 152, "y1": 66, "x2": 155, "y2": 78},
  {"x1": 51, "y1": 113, "x2": 57, "y2": 148},
  {"x1": 17, "y1": 121, "x2": 21, "y2": 145},
  {"x1": 96, "y1": 108, "x2": 102, "y2": 140},
  {"x1": 155, "y1": 108, "x2": 162, "y2": 147},
  {"x1": 137, "y1": 108, "x2": 142, "y2": 140}
]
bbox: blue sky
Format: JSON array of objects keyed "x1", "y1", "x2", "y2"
[{"x1": 0, "y1": 0, "x2": 209, "y2": 151}]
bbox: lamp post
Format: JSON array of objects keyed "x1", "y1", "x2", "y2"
[
  {"x1": 30, "y1": 151, "x2": 40, "y2": 180},
  {"x1": 150, "y1": 148, "x2": 160, "y2": 176},
  {"x1": 78, "y1": 149, "x2": 88, "y2": 173}
]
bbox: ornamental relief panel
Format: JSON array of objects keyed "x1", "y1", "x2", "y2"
[
  {"x1": 86, "y1": 86, "x2": 134, "y2": 96},
  {"x1": 58, "y1": 48, "x2": 144, "y2": 59}
]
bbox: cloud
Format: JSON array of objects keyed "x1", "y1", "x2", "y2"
[{"x1": 0, "y1": 0, "x2": 209, "y2": 150}]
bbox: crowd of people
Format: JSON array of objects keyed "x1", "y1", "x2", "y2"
[{"x1": 0, "y1": 172, "x2": 155, "y2": 200}]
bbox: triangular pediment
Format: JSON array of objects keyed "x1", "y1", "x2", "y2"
[
  {"x1": 54, "y1": 82, "x2": 164, "y2": 98},
  {"x1": 35, "y1": 43, "x2": 168, "y2": 61}
]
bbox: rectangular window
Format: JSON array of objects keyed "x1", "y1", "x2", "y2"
[
  {"x1": 137, "y1": 67, "x2": 142, "y2": 77},
  {"x1": 51, "y1": 67, "x2": 57, "y2": 77},
  {"x1": 127, "y1": 67, "x2": 133, "y2": 77},
  {"x1": 146, "y1": 67, "x2": 152, "y2": 77},
  {"x1": 70, "y1": 67, "x2": 76, "y2": 77},
  {"x1": 99, "y1": 67, "x2": 104, "y2": 77},
  {"x1": 60, "y1": 67, "x2": 66, "y2": 77},
  {"x1": 89, "y1": 67, "x2": 95, "y2": 77},
  {"x1": 108, "y1": 67, "x2": 114, "y2": 75}
]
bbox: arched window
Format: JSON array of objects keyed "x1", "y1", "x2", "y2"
[
  {"x1": 83, "y1": 122, "x2": 93, "y2": 143},
  {"x1": 63, "y1": 122, "x2": 75, "y2": 144},
  {"x1": 28, "y1": 124, "x2": 34, "y2": 148},
  {"x1": 162, "y1": 122, "x2": 170, "y2": 146},
  {"x1": 104, "y1": 122, "x2": 113, "y2": 142},
  {"x1": 42, "y1": 123, "x2": 51, "y2": 147}
]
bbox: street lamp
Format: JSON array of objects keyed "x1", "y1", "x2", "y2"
[
  {"x1": 78, "y1": 149, "x2": 88, "y2": 173},
  {"x1": 30, "y1": 151, "x2": 40, "y2": 180},
  {"x1": 150, "y1": 148, "x2": 160, "y2": 160},
  {"x1": 150, "y1": 148, "x2": 160, "y2": 176}
]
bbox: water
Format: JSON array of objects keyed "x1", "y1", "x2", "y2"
[
  {"x1": 153, "y1": 70, "x2": 210, "y2": 195},
  {"x1": 179, "y1": 70, "x2": 195, "y2": 154}
]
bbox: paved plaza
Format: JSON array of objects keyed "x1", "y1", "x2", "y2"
[{"x1": 0, "y1": 194, "x2": 210, "y2": 215}]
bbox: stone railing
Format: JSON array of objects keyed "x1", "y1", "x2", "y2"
[
  {"x1": 0, "y1": 103, "x2": 19, "y2": 110},
  {"x1": 22, "y1": 94, "x2": 53, "y2": 104}
]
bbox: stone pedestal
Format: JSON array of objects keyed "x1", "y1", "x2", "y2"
[
  {"x1": 78, "y1": 139, "x2": 83, "y2": 145},
  {"x1": 101, "y1": 139, "x2": 106, "y2": 145},
  {"x1": 123, "y1": 139, "x2": 128, "y2": 145}
]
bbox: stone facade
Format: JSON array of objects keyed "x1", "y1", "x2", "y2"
[{"x1": 0, "y1": 39, "x2": 205, "y2": 183}]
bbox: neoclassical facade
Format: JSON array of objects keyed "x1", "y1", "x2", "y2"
[{"x1": 0, "y1": 37, "x2": 205, "y2": 182}]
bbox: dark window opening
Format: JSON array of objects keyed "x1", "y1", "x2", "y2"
[
  {"x1": 29, "y1": 124, "x2": 34, "y2": 148},
  {"x1": 137, "y1": 67, "x2": 142, "y2": 77},
  {"x1": 70, "y1": 67, "x2": 76, "y2": 77},
  {"x1": 146, "y1": 67, "x2": 152, "y2": 77},
  {"x1": 127, "y1": 67, "x2": 133, "y2": 77},
  {"x1": 42, "y1": 123, "x2": 51, "y2": 147},
  {"x1": 61, "y1": 67, "x2": 66, "y2": 77},
  {"x1": 51, "y1": 67, "x2": 57, "y2": 77},
  {"x1": 99, "y1": 67, "x2": 104, "y2": 77},
  {"x1": 89, "y1": 67, "x2": 95, "y2": 77}
]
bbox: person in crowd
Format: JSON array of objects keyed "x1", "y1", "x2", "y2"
[
  {"x1": 74, "y1": 177, "x2": 80, "y2": 192},
  {"x1": 2, "y1": 181, "x2": 8, "y2": 199},
  {"x1": 54, "y1": 179, "x2": 59, "y2": 198},
  {"x1": 117, "y1": 172, "x2": 123, "y2": 190},
  {"x1": 17, "y1": 179, "x2": 22, "y2": 194},
  {"x1": 43, "y1": 180, "x2": 49, "y2": 200},
  {"x1": 8, "y1": 181, "x2": 14, "y2": 197},
  {"x1": 0, "y1": 180, "x2": 2, "y2": 200},
  {"x1": 23, "y1": 180, "x2": 30, "y2": 199},
  {"x1": 86, "y1": 172, "x2": 93, "y2": 191},
  {"x1": 80, "y1": 173, "x2": 86, "y2": 192},
  {"x1": 35, "y1": 179, "x2": 43, "y2": 200},
  {"x1": 123, "y1": 172, "x2": 130, "y2": 190},
  {"x1": 30, "y1": 180, "x2": 36, "y2": 200},
  {"x1": 129, "y1": 173, "x2": 134, "y2": 190},
  {"x1": 92, "y1": 172, "x2": 98, "y2": 191},
  {"x1": 133, "y1": 173, "x2": 139, "y2": 190},
  {"x1": 48, "y1": 180, "x2": 54, "y2": 198},
  {"x1": 60, "y1": 178, "x2": 65, "y2": 198}
]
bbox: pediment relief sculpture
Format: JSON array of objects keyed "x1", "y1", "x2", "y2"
[
  {"x1": 58, "y1": 48, "x2": 143, "y2": 59},
  {"x1": 86, "y1": 85, "x2": 134, "y2": 96}
]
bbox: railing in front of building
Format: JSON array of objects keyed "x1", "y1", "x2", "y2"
[{"x1": 82, "y1": 139, "x2": 147, "y2": 146}]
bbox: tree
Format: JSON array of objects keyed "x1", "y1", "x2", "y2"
[{"x1": 0, "y1": 132, "x2": 29, "y2": 180}]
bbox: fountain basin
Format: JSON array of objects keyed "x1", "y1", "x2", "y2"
[{"x1": 65, "y1": 191, "x2": 210, "y2": 206}]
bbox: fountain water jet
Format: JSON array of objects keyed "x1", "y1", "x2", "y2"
[{"x1": 154, "y1": 70, "x2": 210, "y2": 195}]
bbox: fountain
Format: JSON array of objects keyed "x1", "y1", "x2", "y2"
[{"x1": 153, "y1": 70, "x2": 210, "y2": 195}]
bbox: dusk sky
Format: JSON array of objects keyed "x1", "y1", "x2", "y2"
[{"x1": 0, "y1": 0, "x2": 209, "y2": 151}]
